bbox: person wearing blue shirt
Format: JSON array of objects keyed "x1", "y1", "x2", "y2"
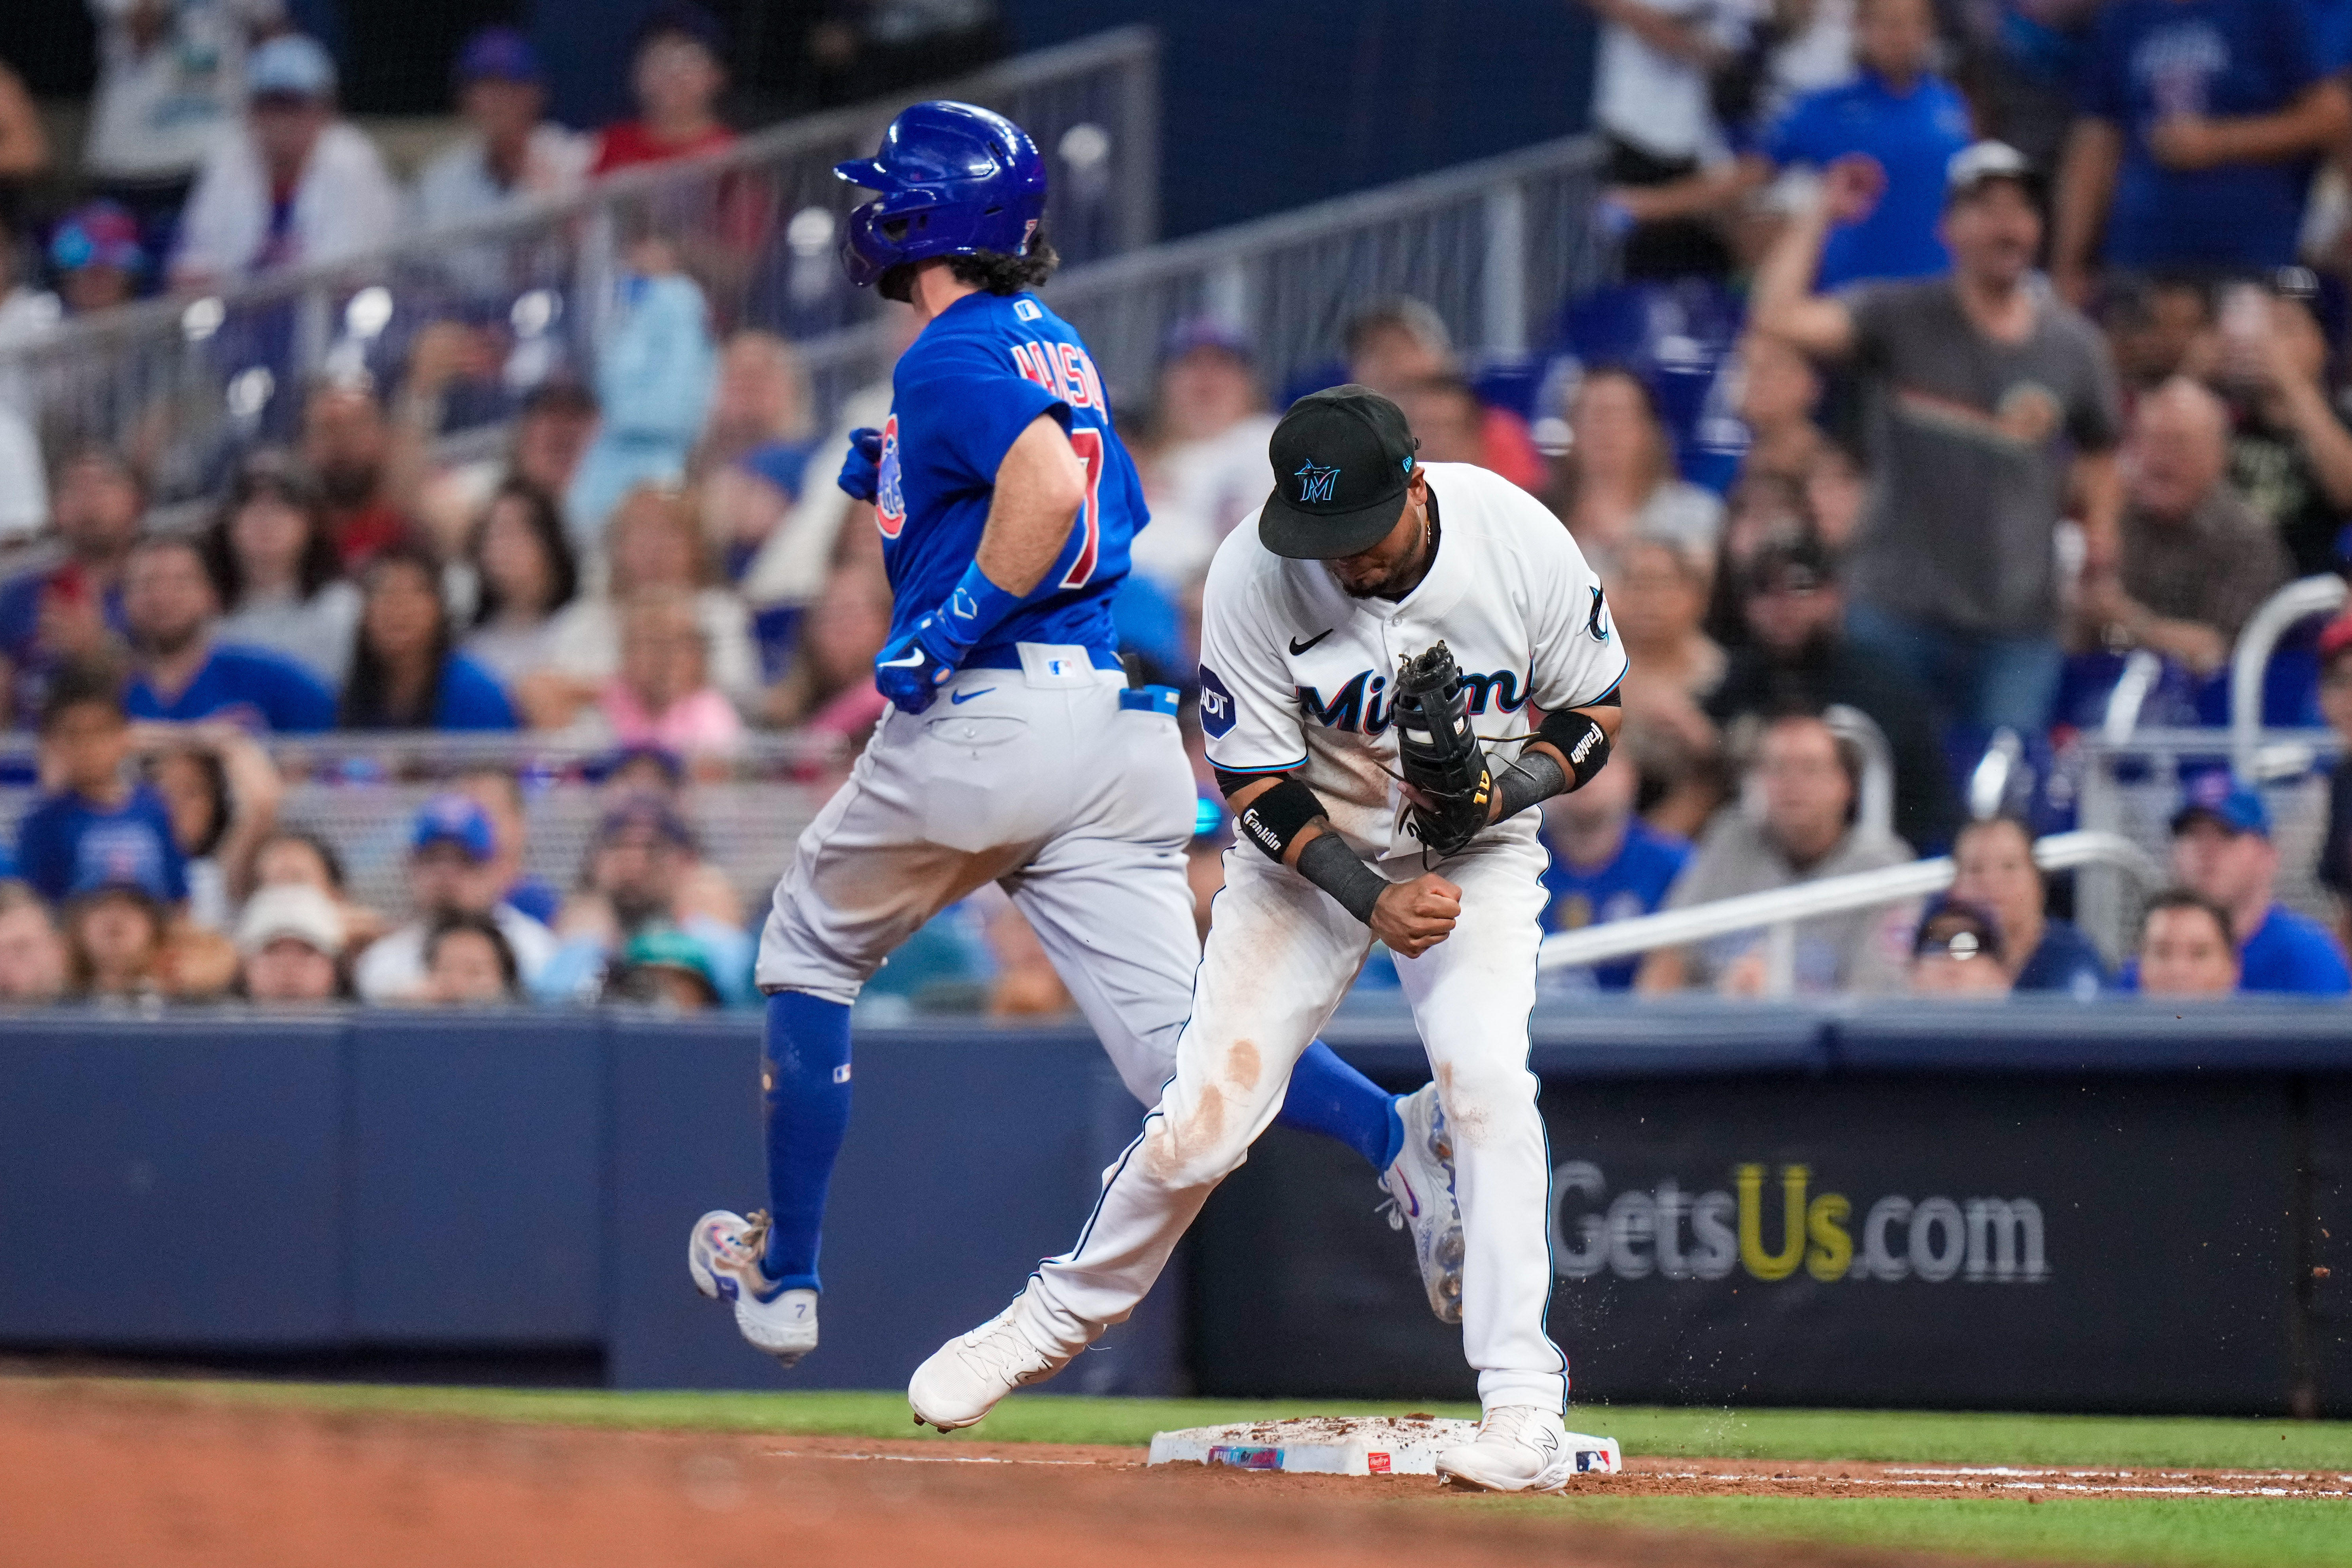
[
  {"x1": 1537, "y1": 754, "x2": 1690, "y2": 991},
  {"x1": 1950, "y1": 815, "x2": 2107, "y2": 995},
  {"x1": 2162, "y1": 776, "x2": 2352, "y2": 994},
  {"x1": 1602, "y1": 0, "x2": 1970, "y2": 291},
  {"x1": 121, "y1": 535, "x2": 338, "y2": 733},
  {"x1": 2055, "y1": 0, "x2": 2351, "y2": 298},
  {"x1": 338, "y1": 546, "x2": 518, "y2": 731},
  {"x1": 15, "y1": 663, "x2": 189, "y2": 908},
  {"x1": 0, "y1": 447, "x2": 142, "y2": 726}
]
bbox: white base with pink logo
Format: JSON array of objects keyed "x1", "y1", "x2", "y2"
[{"x1": 1145, "y1": 1415, "x2": 1622, "y2": 1478}]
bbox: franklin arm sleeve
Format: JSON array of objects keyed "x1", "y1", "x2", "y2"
[{"x1": 1217, "y1": 767, "x2": 1388, "y2": 925}]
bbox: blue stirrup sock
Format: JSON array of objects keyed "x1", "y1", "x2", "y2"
[
  {"x1": 1276, "y1": 1039, "x2": 1405, "y2": 1171},
  {"x1": 759, "y1": 990, "x2": 853, "y2": 1292}
]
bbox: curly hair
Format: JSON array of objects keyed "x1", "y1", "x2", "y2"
[{"x1": 879, "y1": 222, "x2": 1059, "y2": 304}]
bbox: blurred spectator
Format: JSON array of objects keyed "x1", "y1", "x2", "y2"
[
  {"x1": 592, "y1": 3, "x2": 736, "y2": 177},
  {"x1": 1637, "y1": 709, "x2": 1914, "y2": 994},
  {"x1": 17, "y1": 662, "x2": 188, "y2": 909},
  {"x1": 526, "y1": 486, "x2": 758, "y2": 724},
  {"x1": 1753, "y1": 145, "x2": 2124, "y2": 731},
  {"x1": 2133, "y1": 887, "x2": 2243, "y2": 997},
  {"x1": 84, "y1": 0, "x2": 281, "y2": 211},
  {"x1": 1617, "y1": 0, "x2": 1969, "y2": 289},
  {"x1": 511, "y1": 383, "x2": 600, "y2": 501},
  {"x1": 0, "y1": 447, "x2": 144, "y2": 727},
  {"x1": 233, "y1": 883, "x2": 345, "y2": 1004},
  {"x1": 1908, "y1": 896, "x2": 2014, "y2": 995},
  {"x1": 1705, "y1": 533, "x2": 1953, "y2": 849},
  {"x1": 46, "y1": 201, "x2": 147, "y2": 316},
  {"x1": 353, "y1": 795, "x2": 555, "y2": 1002},
  {"x1": 2101, "y1": 275, "x2": 2212, "y2": 397},
  {"x1": 0, "y1": 215, "x2": 59, "y2": 348},
  {"x1": 2317, "y1": 615, "x2": 2352, "y2": 945},
  {"x1": 139, "y1": 718, "x2": 281, "y2": 929},
  {"x1": 804, "y1": 0, "x2": 1008, "y2": 105},
  {"x1": 2079, "y1": 377, "x2": 2291, "y2": 677},
  {"x1": 587, "y1": 590, "x2": 744, "y2": 758},
  {"x1": 202, "y1": 450, "x2": 361, "y2": 687},
  {"x1": 1536, "y1": 756, "x2": 1692, "y2": 991},
  {"x1": 1553, "y1": 366, "x2": 1726, "y2": 563},
  {"x1": 0, "y1": 880, "x2": 70, "y2": 1004},
  {"x1": 1949, "y1": 813, "x2": 2107, "y2": 994},
  {"x1": 303, "y1": 383, "x2": 413, "y2": 572},
  {"x1": 693, "y1": 331, "x2": 816, "y2": 577},
  {"x1": 121, "y1": 534, "x2": 336, "y2": 731},
  {"x1": 169, "y1": 34, "x2": 402, "y2": 288},
  {"x1": 1580, "y1": 0, "x2": 1745, "y2": 278},
  {"x1": 2206, "y1": 277, "x2": 2352, "y2": 576},
  {"x1": 453, "y1": 765, "x2": 560, "y2": 926},
  {"x1": 1802, "y1": 438, "x2": 1867, "y2": 550},
  {"x1": 604, "y1": 923, "x2": 722, "y2": 1010},
  {"x1": 1704, "y1": 468, "x2": 1814, "y2": 644},
  {"x1": 251, "y1": 825, "x2": 389, "y2": 949},
  {"x1": 1610, "y1": 536, "x2": 1728, "y2": 836},
  {"x1": 566, "y1": 239, "x2": 718, "y2": 545},
  {"x1": 2054, "y1": 1, "x2": 2350, "y2": 302},
  {"x1": 1733, "y1": 333, "x2": 1827, "y2": 486},
  {"x1": 1128, "y1": 317, "x2": 1278, "y2": 592},
  {"x1": 0, "y1": 57, "x2": 49, "y2": 219},
  {"x1": 2162, "y1": 775, "x2": 2351, "y2": 994},
  {"x1": 421, "y1": 911, "x2": 522, "y2": 1004},
  {"x1": 62, "y1": 884, "x2": 167, "y2": 1001},
  {"x1": 461, "y1": 479, "x2": 579, "y2": 689},
  {"x1": 543, "y1": 794, "x2": 752, "y2": 1005},
  {"x1": 1957, "y1": 2, "x2": 2105, "y2": 176},
  {"x1": 1343, "y1": 301, "x2": 1548, "y2": 492},
  {"x1": 339, "y1": 545, "x2": 516, "y2": 731},
  {"x1": 1396, "y1": 376, "x2": 1496, "y2": 469},
  {"x1": 985, "y1": 898, "x2": 1074, "y2": 1017},
  {"x1": 761, "y1": 562, "x2": 891, "y2": 748},
  {"x1": 412, "y1": 27, "x2": 591, "y2": 234}
]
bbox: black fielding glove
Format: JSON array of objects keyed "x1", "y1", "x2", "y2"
[{"x1": 1391, "y1": 640, "x2": 1491, "y2": 856}]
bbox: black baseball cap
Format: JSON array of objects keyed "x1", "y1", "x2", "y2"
[{"x1": 1257, "y1": 385, "x2": 1421, "y2": 560}]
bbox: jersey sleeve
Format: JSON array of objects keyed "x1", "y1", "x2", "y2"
[
  {"x1": 1523, "y1": 501, "x2": 1630, "y2": 713},
  {"x1": 1195, "y1": 545, "x2": 1306, "y2": 776},
  {"x1": 897, "y1": 337, "x2": 1071, "y2": 491}
]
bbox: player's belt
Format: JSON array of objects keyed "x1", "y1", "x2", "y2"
[{"x1": 963, "y1": 642, "x2": 1124, "y2": 676}]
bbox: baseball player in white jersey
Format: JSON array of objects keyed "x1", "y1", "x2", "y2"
[{"x1": 905, "y1": 386, "x2": 1629, "y2": 1493}]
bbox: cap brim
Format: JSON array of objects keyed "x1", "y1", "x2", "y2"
[
  {"x1": 2170, "y1": 805, "x2": 2263, "y2": 837},
  {"x1": 1256, "y1": 488, "x2": 1409, "y2": 561}
]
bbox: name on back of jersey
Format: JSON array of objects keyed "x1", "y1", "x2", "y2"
[{"x1": 1010, "y1": 338, "x2": 1106, "y2": 413}]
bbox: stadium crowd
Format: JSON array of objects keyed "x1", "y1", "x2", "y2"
[{"x1": 2, "y1": 0, "x2": 2352, "y2": 1009}]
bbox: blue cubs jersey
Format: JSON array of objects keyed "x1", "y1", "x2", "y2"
[{"x1": 873, "y1": 290, "x2": 1145, "y2": 667}]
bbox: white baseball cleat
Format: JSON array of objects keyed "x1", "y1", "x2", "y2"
[
  {"x1": 908, "y1": 1304, "x2": 1077, "y2": 1431},
  {"x1": 688, "y1": 1209, "x2": 819, "y2": 1367},
  {"x1": 1379, "y1": 1083, "x2": 1465, "y2": 1323},
  {"x1": 1435, "y1": 1406, "x2": 1578, "y2": 1493}
]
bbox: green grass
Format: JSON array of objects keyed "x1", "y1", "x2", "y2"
[{"x1": 62, "y1": 1383, "x2": 2352, "y2": 1568}]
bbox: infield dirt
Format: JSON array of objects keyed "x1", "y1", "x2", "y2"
[{"x1": 0, "y1": 1379, "x2": 2334, "y2": 1568}]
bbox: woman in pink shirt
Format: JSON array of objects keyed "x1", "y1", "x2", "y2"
[{"x1": 599, "y1": 590, "x2": 742, "y2": 758}]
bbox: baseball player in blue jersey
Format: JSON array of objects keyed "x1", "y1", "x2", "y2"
[{"x1": 688, "y1": 102, "x2": 1464, "y2": 1367}]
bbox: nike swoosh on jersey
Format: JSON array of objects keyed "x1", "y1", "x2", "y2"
[
  {"x1": 1289, "y1": 629, "x2": 1335, "y2": 655},
  {"x1": 950, "y1": 688, "x2": 996, "y2": 704}
]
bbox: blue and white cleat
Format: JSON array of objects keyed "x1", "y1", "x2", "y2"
[
  {"x1": 1379, "y1": 1082, "x2": 1465, "y2": 1323},
  {"x1": 689, "y1": 1209, "x2": 819, "y2": 1367}
]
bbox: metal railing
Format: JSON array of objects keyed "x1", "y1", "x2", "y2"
[
  {"x1": 790, "y1": 133, "x2": 1613, "y2": 416},
  {"x1": 1536, "y1": 830, "x2": 2166, "y2": 995},
  {"x1": 2230, "y1": 573, "x2": 2348, "y2": 778},
  {"x1": 0, "y1": 28, "x2": 1160, "y2": 503}
]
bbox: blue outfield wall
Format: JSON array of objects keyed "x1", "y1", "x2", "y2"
[{"x1": 0, "y1": 999, "x2": 2345, "y2": 1413}]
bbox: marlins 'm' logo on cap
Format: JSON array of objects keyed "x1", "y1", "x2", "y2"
[{"x1": 1295, "y1": 462, "x2": 1340, "y2": 503}]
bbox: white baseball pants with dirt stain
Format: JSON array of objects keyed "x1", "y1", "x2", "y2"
[
  {"x1": 1015, "y1": 828, "x2": 1570, "y2": 1415},
  {"x1": 755, "y1": 645, "x2": 1202, "y2": 1105}
]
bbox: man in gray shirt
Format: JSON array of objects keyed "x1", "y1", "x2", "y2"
[{"x1": 1751, "y1": 141, "x2": 2124, "y2": 732}]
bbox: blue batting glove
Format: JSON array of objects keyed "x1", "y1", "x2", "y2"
[
  {"x1": 873, "y1": 613, "x2": 964, "y2": 715},
  {"x1": 836, "y1": 427, "x2": 885, "y2": 503}
]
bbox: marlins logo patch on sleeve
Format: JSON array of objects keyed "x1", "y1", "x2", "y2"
[{"x1": 1586, "y1": 586, "x2": 1612, "y2": 643}]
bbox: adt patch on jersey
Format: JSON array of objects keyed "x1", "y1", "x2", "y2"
[
  {"x1": 879, "y1": 290, "x2": 1148, "y2": 668},
  {"x1": 1198, "y1": 666, "x2": 1238, "y2": 738}
]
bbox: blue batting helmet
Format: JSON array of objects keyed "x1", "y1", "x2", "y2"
[{"x1": 833, "y1": 101, "x2": 1048, "y2": 290}]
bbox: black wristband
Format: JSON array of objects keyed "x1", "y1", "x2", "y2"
[
  {"x1": 1492, "y1": 747, "x2": 1569, "y2": 821},
  {"x1": 1295, "y1": 830, "x2": 1386, "y2": 924},
  {"x1": 1233, "y1": 777, "x2": 1325, "y2": 864},
  {"x1": 1539, "y1": 708, "x2": 1613, "y2": 790}
]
